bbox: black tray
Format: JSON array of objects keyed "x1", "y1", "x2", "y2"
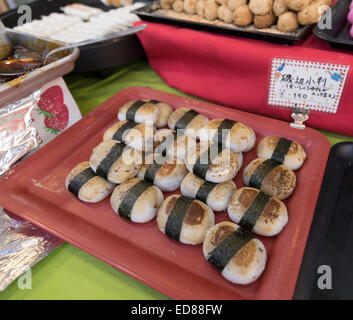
[
  {"x1": 314, "y1": 0, "x2": 353, "y2": 51},
  {"x1": 132, "y1": 1, "x2": 312, "y2": 45},
  {"x1": 294, "y1": 142, "x2": 353, "y2": 300},
  {"x1": 0, "y1": 0, "x2": 146, "y2": 73}
]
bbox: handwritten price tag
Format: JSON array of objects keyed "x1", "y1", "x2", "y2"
[{"x1": 268, "y1": 59, "x2": 349, "y2": 113}]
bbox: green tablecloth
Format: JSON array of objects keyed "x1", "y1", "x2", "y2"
[{"x1": 1, "y1": 60, "x2": 353, "y2": 300}]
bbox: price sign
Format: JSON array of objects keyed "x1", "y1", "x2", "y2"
[{"x1": 268, "y1": 59, "x2": 349, "y2": 113}]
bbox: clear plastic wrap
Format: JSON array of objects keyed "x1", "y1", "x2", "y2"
[{"x1": 0, "y1": 208, "x2": 62, "y2": 292}]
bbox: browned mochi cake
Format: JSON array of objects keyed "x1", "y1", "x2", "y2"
[
  {"x1": 66, "y1": 161, "x2": 114, "y2": 203},
  {"x1": 227, "y1": 187, "x2": 288, "y2": 236},
  {"x1": 185, "y1": 141, "x2": 243, "y2": 183},
  {"x1": 111, "y1": 177, "x2": 164, "y2": 223},
  {"x1": 90, "y1": 141, "x2": 142, "y2": 184},
  {"x1": 199, "y1": 118, "x2": 256, "y2": 153},
  {"x1": 203, "y1": 221, "x2": 267, "y2": 285},
  {"x1": 137, "y1": 154, "x2": 187, "y2": 192},
  {"x1": 157, "y1": 194, "x2": 215, "y2": 245},
  {"x1": 243, "y1": 158, "x2": 296, "y2": 200},
  {"x1": 118, "y1": 99, "x2": 173, "y2": 128},
  {"x1": 168, "y1": 107, "x2": 209, "y2": 140},
  {"x1": 154, "y1": 128, "x2": 196, "y2": 163},
  {"x1": 180, "y1": 172, "x2": 237, "y2": 211},
  {"x1": 257, "y1": 136, "x2": 307, "y2": 170},
  {"x1": 103, "y1": 120, "x2": 154, "y2": 152},
  {"x1": 118, "y1": 100, "x2": 159, "y2": 124}
]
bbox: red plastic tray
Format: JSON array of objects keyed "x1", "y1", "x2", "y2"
[{"x1": 0, "y1": 87, "x2": 330, "y2": 300}]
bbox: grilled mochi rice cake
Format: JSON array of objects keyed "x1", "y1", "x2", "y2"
[
  {"x1": 110, "y1": 177, "x2": 164, "y2": 223},
  {"x1": 227, "y1": 187, "x2": 288, "y2": 236},
  {"x1": 157, "y1": 195, "x2": 215, "y2": 245},
  {"x1": 103, "y1": 120, "x2": 154, "y2": 151},
  {"x1": 153, "y1": 128, "x2": 196, "y2": 163},
  {"x1": 257, "y1": 136, "x2": 307, "y2": 170},
  {"x1": 185, "y1": 141, "x2": 243, "y2": 183},
  {"x1": 180, "y1": 172, "x2": 237, "y2": 212},
  {"x1": 168, "y1": 107, "x2": 209, "y2": 140},
  {"x1": 118, "y1": 99, "x2": 173, "y2": 128},
  {"x1": 137, "y1": 153, "x2": 187, "y2": 192},
  {"x1": 199, "y1": 118, "x2": 256, "y2": 153},
  {"x1": 243, "y1": 158, "x2": 296, "y2": 200},
  {"x1": 66, "y1": 161, "x2": 114, "y2": 203},
  {"x1": 203, "y1": 221, "x2": 267, "y2": 285},
  {"x1": 90, "y1": 141, "x2": 142, "y2": 184}
]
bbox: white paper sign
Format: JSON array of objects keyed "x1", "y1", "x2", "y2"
[{"x1": 268, "y1": 58, "x2": 349, "y2": 113}]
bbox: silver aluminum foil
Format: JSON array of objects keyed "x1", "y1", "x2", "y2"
[
  {"x1": 0, "y1": 92, "x2": 62, "y2": 292},
  {"x1": 0, "y1": 91, "x2": 42, "y2": 176},
  {"x1": 0, "y1": 208, "x2": 63, "y2": 292}
]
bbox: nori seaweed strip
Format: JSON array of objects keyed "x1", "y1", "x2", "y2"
[
  {"x1": 216, "y1": 119, "x2": 236, "y2": 145},
  {"x1": 174, "y1": 109, "x2": 198, "y2": 130},
  {"x1": 118, "y1": 180, "x2": 152, "y2": 220},
  {"x1": 126, "y1": 100, "x2": 145, "y2": 121},
  {"x1": 249, "y1": 159, "x2": 281, "y2": 189},
  {"x1": 144, "y1": 155, "x2": 165, "y2": 183},
  {"x1": 165, "y1": 196, "x2": 194, "y2": 241},
  {"x1": 112, "y1": 120, "x2": 138, "y2": 142},
  {"x1": 239, "y1": 191, "x2": 271, "y2": 230},
  {"x1": 155, "y1": 131, "x2": 178, "y2": 156},
  {"x1": 195, "y1": 180, "x2": 217, "y2": 203},
  {"x1": 68, "y1": 167, "x2": 96, "y2": 197},
  {"x1": 96, "y1": 143, "x2": 126, "y2": 179},
  {"x1": 149, "y1": 99, "x2": 160, "y2": 105},
  {"x1": 193, "y1": 143, "x2": 223, "y2": 179},
  {"x1": 208, "y1": 227, "x2": 254, "y2": 271},
  {"x1": 271, "y1": 137, "x2": 292, "y2": 164}
]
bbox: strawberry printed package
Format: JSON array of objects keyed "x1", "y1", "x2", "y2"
[
  {"x1": 32, "y1": 77, "x2": 82, "y2": 145},
  {"x1": 0, "y1": 77, "x2": 81, "y2": 176},
  {"x1": 37, "y1": 86, "x2": 69, "y2": 134}
]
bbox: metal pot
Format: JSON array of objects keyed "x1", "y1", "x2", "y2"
[{"x1": 0, "y1": 19, "x2": 12, "y2": 60}]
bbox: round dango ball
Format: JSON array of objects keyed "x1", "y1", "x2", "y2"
[
  {"x1": 273, "y1": 0, "x2": 288, "y2": 16},
  {"x1": 218, "y1": 5, "x2": 233, "y2": 23},
  {"x1": 277, "y1": 11, "x2": 299, "y2": 32},
  {"x1": 172, "y1": 0, "x2": 185, "y2": 12},
  {"x1": 297, "y1": 3, "x2": 322, "y2": 25},
  {"x1": 285, "y1": 0, "x2": 311, "y2": 12},
  {"x1": 204, "y1": 0, "x2": 219, "y2": 21},
  {"x1": 253, "y1": 11, "x2": 276, "y2": 28},
  {"x1": 228, "y1": 0, "x2": 247, "y2": 10},
  {"x1": 233, "y1": 5, "x2": 254, "y2": 26},
  {"x1": 184, "y1": 0, "x2": 197, "y2": 14},
  {"x1": 249, "y1": 0, "x2": 273, "y2": 15}
]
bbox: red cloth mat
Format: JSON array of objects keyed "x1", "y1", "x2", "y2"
[{"x1": 136, "y1": 21, "x2": 353, "y2": 137}]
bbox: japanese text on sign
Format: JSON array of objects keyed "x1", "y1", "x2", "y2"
[{"x1": 268, "y1": 59, "x2": 349, "y2": 113}]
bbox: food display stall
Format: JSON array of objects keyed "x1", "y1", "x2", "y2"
[{"x1": 0, "y1": 0, "x2": 353, "y2": 301}]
